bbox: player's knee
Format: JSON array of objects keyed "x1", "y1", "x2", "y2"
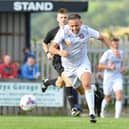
[
  {"x1": 82, "y1": 83, "x2": 90, "y2": 91},
  {"x1": 55, "y1": 79, "x2": 65, "y2": 88},
  {"x1": 81, "y1": 80, "x2": 90, "y2": 90},
  {"x1": 115, "y1": 91, "x2": 122, "y2": 101}
]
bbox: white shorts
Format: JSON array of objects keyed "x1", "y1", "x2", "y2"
[
  {"x1": 64, "y1": 63, "x2": 91, "y2": 89},
  {"x1": 103, "y1": 77, "x2": 123, "y2": 95}
]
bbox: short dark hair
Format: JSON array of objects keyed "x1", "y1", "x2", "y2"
[
  {"x1": 23, "y1": 48, "x2": 29, "y2": 52},
  {"x1": 57, "y1": 8, "x2": 68, "y2": 14},
  {"x1": 68, "y1": 14, "x2": 81, "y2": 20},
  {"x1": 111, "y1": 38, "x2": 119, "y2": 42}
]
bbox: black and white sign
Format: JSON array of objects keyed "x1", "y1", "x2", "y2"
[
  {"x1": 0, "y1": 1, "x2": 88, "y2": 12},
  {"x1": 13, "y1": 2, "x2": 54, "y2": 11}
]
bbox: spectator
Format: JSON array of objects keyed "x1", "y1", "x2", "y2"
[
  {"x1": 21, "y1": 57, "x2": 40, "y2": 80},
  {"x1": 0, "y1": 55, "x2": 18, "y2": 79},
  {"x1": 23, "y1": 48, "x2": 35, "y2": 63}
]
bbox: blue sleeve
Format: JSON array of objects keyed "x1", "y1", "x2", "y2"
[
  {"x1": 33, "y1": 64, "x2": 40, "y2": 76},
  {"x1": 21, "y1": 65, "x2": 35, "y2": 80}
]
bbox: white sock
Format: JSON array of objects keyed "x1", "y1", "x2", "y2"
[
  {"x1": 115, "y1": 101, "x2": 122, "y2": 118},
  {"x1": 85, "y1": 89, "x2": 95, "y2": 115},
  {"x1": 101, "y1": 99, "x2": 108, "y2": 114}
]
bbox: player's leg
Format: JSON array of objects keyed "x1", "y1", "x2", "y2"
[
  {"x1": 42, "y1": 59, "x2": 81, "y2": 115},
  {"x1": 42, "y1": 72, "x2": 81, "y2": 109},
  {"x1": 41, "y1": 62, "x2": 65, "y2": 92},
  {"x1": 42, "y1": 73, "x2": 81, "y2": 116},
  {"x1": 100, "y1": 79, "x2": 112, "y2": 118},
  {"x1": 80, "y1": 71, "x2": 97, "y2": 122},
  {"x1": 77, "y1": 63, "x2": 97, "y2": 123},
  {"x1": 114, "y1": 90, "x2": 122, "y2": 118},
  {"x1": 41, "y1": 78, "x2": 57, "y2": 92},
  {"x1": 55, "y1": 76, "x2": 65, "y2": 87},
  {"x1": 62, "y1": 72, "x2": 81, "y2": 116},
  {"x1": 113, "y1": 78, "x2": 123, "y2": 118},
  {"x1": 42, "y1": 77, "x2": 81, "y2": 116},
  {"x1": 61, "y1": 71, "x2": 82, "y2": 112},
  {"x1": 41, "y1": 75, "x2": 65, "y2": 92},
  {"x1": 100, "y1": 95, "x2": 110, "y2": 118}
]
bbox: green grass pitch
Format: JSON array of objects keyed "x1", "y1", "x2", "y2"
[{"x1": 0, "y1": 116, "x2": 129, "y2": 129}]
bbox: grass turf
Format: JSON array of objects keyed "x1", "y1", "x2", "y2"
[{"x1": 0, "y1": 116, "x2": 129, "y2": 129}]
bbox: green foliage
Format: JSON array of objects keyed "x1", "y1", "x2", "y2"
[
  {"x1": 123, "y1": 70, "x2": 129, "y2": 76},
  {"x1": 83, "y1": 0, "x2": 129, "y2": 28},
  {"x1": 31, "y1": 0, "x2": 129, "y2": 40}
]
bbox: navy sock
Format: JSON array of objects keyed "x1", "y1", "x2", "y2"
[
  {"x1": 44, "y1": 78, "x2": 57, "y2": 87},
  {"x1": 66, "y1": 87, "x2": 77, "y2": 109}
]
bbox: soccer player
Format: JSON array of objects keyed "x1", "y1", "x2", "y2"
[
  {"x1": 49, "y1": 13, "x2": 115, "y2": 123},
  {"x1": 42, "y1": 8, "x2": 83, "y2": 116},
  {"x1": 98, "y1": 38, "x2": 125, "y2": 118}
]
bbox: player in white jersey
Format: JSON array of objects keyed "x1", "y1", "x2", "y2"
[
  {"x1": 49, "y1": 14, "x2": 115, "y2": 123},
  {"x1": 98, "y1": 38, "x2": 125, "y2": 118}
]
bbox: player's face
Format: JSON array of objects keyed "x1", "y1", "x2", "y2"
[
  {"x1": 57, "y1": 13, "x2": 68, "y2": 26},
  {"x1": 112, "y1": 41, "x2": 119, "y2": 49},
  {"x1": 68, "y1": 19, "x2": 81, "y2": 34}
]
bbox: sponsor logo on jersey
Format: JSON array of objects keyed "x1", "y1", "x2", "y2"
[{"x1": 79, "y1": 33, "x2": 84, "y2": 39}]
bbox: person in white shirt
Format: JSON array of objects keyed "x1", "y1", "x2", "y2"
[
  {"x1": 49, "y1": 13, "x2": 115, "y2": 123},
  {"x1": 98, "y1": 38, "x2": 125, "y2": 118}
]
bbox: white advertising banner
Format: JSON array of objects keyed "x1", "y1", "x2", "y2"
[{"x1": 0, "y1": 82, "x2": 64, "y2": 107}]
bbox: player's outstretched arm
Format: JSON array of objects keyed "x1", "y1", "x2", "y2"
[{"x1": 98, "y1": 35, "x2": 112, "y2": 49}]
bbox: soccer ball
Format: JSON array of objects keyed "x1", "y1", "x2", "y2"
[{"x1": 20, "y1": 94, "x2": 36, "y2": 111}]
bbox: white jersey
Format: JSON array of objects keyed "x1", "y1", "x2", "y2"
[
  {"x1": 53, "y1": 25, "x2": 100, "y2": 69},
  {"x1": 99, "y1": 49, "x2": 124, "y2": 79}
]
